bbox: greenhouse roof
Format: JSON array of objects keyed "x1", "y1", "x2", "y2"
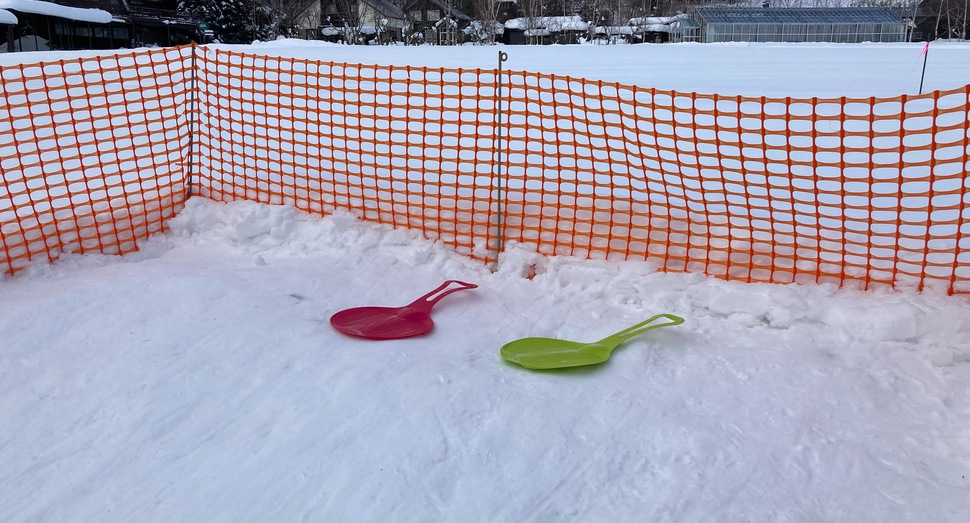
[{"x1": 694, "y1": 7, "x2": 903, "y2": 25}]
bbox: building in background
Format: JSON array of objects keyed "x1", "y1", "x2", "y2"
[
  {"x1": 906, "y1": 0, "x2": 970, "y2": 41},
  {"x1": 668, "y1": 16, "x2": 699, "y2": 43},
  {"x1": 503, "y1": 15, "x2": 589, "y2": 45},
  {"x1": 692, "y1": 7, "x2": 907, "y2": 44},
  {"x1": 319, "y1": 0, "x2": 474, "y2": 45},
  {"x1": 1, "y1": 0, "x2": 197, "y2": 52}
]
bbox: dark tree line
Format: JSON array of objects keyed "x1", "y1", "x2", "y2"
[{"x1": 178, "y1": 0, "x2": 320, "y2": 43}]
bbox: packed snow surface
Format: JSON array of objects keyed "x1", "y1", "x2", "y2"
[
  {"x1": 2, "y1": 41, "x2": 970, "y2": 521},
  {"x1": 2, "y1": 199, "x2": 968, "y2": 522}
]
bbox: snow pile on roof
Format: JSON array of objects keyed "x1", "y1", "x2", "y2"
[
  {"x1": 505, "y1": 15, "x2": 589, "y2": 32},
  {"x1": 594, "y1": 25, "x2": 635, "y2": 35},
  {"x1": 463, "y1": 19, "x2": 504, "y2": 36},
  {"x1": 0, "y1": 9, "x2": 17, "y2": 24},
  {"x1": 255, "y1": 36, "x2": 340, "y2": 47},
  {"x1": 629, "y1": 14, "x2": 687, "y2": 26},
  {"x1": 624, "y1": 13, "x2": 688, "y2": 33},
  {"x1": 0, "y1": 0, "x2": 111, "y2": 24}
]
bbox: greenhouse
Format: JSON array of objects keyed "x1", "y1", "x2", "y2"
[{"x1": 692, "y1": 7, "x2": 907, "y2": 43}]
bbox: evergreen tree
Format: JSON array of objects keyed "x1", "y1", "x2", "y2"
[{"x1": 179, "y1": 0, "x2": 254, "y2": 44}]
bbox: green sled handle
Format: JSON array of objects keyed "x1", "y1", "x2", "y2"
[{"x1": 500, "y1": 313, "x2": 685, "y2": 370}]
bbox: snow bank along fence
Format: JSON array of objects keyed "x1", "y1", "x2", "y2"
[{"x1": 2, "y1": 45, "x2": 968, "y2": 294}]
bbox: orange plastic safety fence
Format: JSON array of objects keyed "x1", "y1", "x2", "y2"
[
  {"x1": 3, "y1": 45, "x2": 969, "y2": 296},
  {"x1": 193, "y1": 48, "x2": 502, "y2": 262},
  {"x1": 1, "y1": 46, "x2": 194, "y2": 274},
  {"x1": 498, "y1": 75, "x2": 970, "y2": 294}
]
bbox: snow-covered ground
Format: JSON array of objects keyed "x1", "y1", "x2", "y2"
[
  {"x1": 235, "y1": 39, "x2": 970, "y2": 98},
  {"x1": 3, "y1": 40, "x2": 969, "y2": 98},
  {"x1": 2, "y1": 42, "x2": 970, "y2": 522}
]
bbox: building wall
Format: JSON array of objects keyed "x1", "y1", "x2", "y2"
[
  {"x1": 358, "y1": 4, "x2": 404, "y2": 30},
  {"x1": 702, "y1": 22, "x2": 906, "y2": 43}
]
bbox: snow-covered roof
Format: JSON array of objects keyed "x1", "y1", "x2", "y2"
[
  {"x1": 671, "y1": 18, "x2": 700, "y2": 30},
  {"x1": 594, "y1": 25, "x2": 635, "y2": 35},
  {"x1": 0, "y1": 0, "x2": 111, "y2": 24},
  {"x1": 0, "y1": 8, "x2": 17, "y2": 24},
  {"x1": 629, "y1": 14, "x2": 686, "y2": 26},
  {"x1": 464, "y1": 19, "x2": 504, "y2": 35},
  {"x1": 505, "y1": 15, "x2": 589, "y2": 32},
  {"x1": 593, "y1": 24, "x2": 672, "y2": 35}
]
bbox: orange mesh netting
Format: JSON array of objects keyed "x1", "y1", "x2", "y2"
[
  {"x1": 193, "y1": 48, "x2": 501, "y2": 261},
  {"x1": 3, "y1": 45, "x2": 969, "y2": 295},
  {"x1": 499, "y1": 76, "x2": 970, "y2": 294},
  {"x1": 1, "y1": 46, "x2": 194, "y2": 273}
]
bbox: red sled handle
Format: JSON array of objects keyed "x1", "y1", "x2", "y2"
[{"x1": 406, "y1": 280, "x2": 478, "y2": 313}]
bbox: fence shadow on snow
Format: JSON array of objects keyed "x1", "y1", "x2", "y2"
[{"x1": 1, "y1": 44, "x2": 968, "y2": 295}]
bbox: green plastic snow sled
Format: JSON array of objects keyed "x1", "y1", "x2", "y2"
[{"x1": 500, "y1": 313, "x2": 685, "y2": 370}]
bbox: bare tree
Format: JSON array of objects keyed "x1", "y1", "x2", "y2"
[
  {"x1": 328, "y1": 0, "x2": 365, "y2": 42},
  {"x1": 518, "y1": 0, "x2": 546, "y2": 43},
  {"x1": 468, "y1": 0, "x2": 504, "y2": 43},
  {"x1": 937, "y1": 0, "x2": 970, "y2": 38},
  {"x1": 580, "y1": 0, "x2": 611, "y2": 42},
  {"x1": 251, "y1": 0, "x2": 322, "y2": 40}
]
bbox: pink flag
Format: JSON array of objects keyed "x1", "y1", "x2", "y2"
[{"x1": 921, "y1": 41, "x2": 930, "y2": 56}]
